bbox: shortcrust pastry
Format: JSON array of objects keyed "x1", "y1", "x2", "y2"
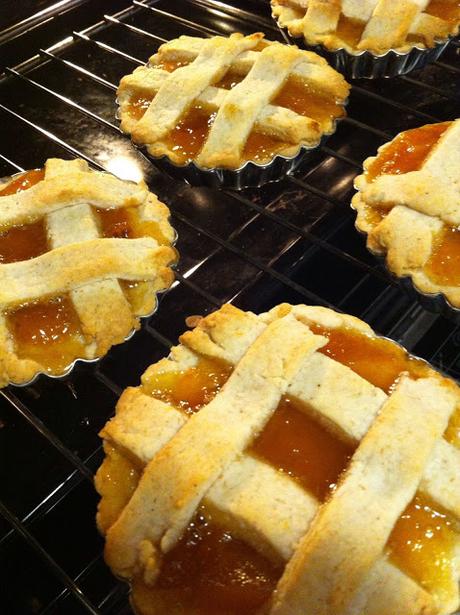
[
  {"x1": 271, "y1": 0, "x2": 460, "y2": 55},
  {"x1": 97, "y1": 303, "x2": 460, "y2": 615},
  {"x1": 0, "y1": 158, "x2": 176, "y2": 386},
  {"x1": 117, "y1": 32, "x2": 349, "y2": 171},
  {"x1": 353, "y1": 119, "x2": 460, "y2": 310}
]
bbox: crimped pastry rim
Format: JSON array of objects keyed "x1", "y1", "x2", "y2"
[
  {"x1": 115, "y1": 95, "x2": 349, "y2": 177},
  {"x1": 351, "y1": 135, "x2": 460, "y2": 320},
  {"x1": 271, "y1": 0, "x2": 460, "y2": 57}
]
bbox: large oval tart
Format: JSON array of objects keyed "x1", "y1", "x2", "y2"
[{"x1": 97, "y1": 303, "x2": 460, "y2": 615}]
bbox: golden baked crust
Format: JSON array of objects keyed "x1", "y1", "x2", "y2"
[
  {"x1": 0, "y1": 158, "x2": 176, "y2": 387},
  {"x1": 272, "y1": 0, "x2": 460, "y2": 54},
  {"x1": 117, "y1": 32, "x2": 350, "y2": 170},
  {"x1": 96, "y1": 303, "x2": 460, "y2": 615},
  {"x1": 352, "y1": 119, "x2": 460, "y2": 309}
]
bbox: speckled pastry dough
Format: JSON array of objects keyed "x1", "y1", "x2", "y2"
[
  {"x1": 117, "y1": 32, "x2": 349, "y2": 170},
  {"x1": 353, "y1": 119, "x2": 460, "y2": 309},
  {"x1": 271, "y1": 0, "x2": 460, "y2": 54},
  {"x1": 0, "y1": 158, "x2": 176, "y2": 386},
  {"x1": 97, "y1": 303, "x2": 460, "y2": 615}
]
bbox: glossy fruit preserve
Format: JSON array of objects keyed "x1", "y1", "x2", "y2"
[
  {"x1": 101, "y1": 323, "x2": 458, "y2": 614},
  {"x1": 0, "y1": 169, "x2": 160, "y2": 378},
  {"x1": 126, "y1": 57, "x2": 344, "y2": 166}
]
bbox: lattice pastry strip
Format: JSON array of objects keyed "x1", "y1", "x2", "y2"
[
  {"x1": 353, "y1": 119, "x2": 460, "y2": 308},
  {"x1": 0, "y1": 158, "x2": 176, "y2": 386},
  {"x1": 271, "y1": 0, "x2": 460, "y2": 54},
  {"x1": 117, "y1": 33, "x2": 349, "y2": 169},
  {"x1": 97, "y1": 303, "x2": 460, "y2": 615}
]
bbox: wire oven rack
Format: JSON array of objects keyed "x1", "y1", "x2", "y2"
[{"x1": 0, "y1": 1, "x2": 459, "y2": 613}]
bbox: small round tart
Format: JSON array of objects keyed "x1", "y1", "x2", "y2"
[
  {"x1": 352, "y1": 119, "x2": 460, "y2": 312},
  {"x1": 116, "y1": 32, "x2": 349, "y2": 185},
  {"x1": 272, "y1": 0, "x2": 460, "y2": 54},
  {"x1": 96, "y1": 303, "x2": 460, "y2": 615},
  {"x1": 272, "y1": 0, "x2": 460, "y2": 78},
  {"x1": 0, "y1": 158, "x2": 177, "y2": 387}
]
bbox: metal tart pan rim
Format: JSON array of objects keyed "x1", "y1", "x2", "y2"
[
  {"x1": 273, "y1": 17, "x2": 455, "y2": 79},
  {"x1": 350, "y1": 192, "x2": 460, "y2": 324},
  {"x1": 115, "y1": 89, "x2": 349, "y2": 190}
]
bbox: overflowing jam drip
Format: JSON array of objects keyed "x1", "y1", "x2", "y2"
[
  {"x1": 143, "y1": 357, "x2": 233, "y2": 413},
  {"x1": 250, "y1": 396, "x2": 354, "y2": 500},
  {"x1": 7, "y1": 296, "x2": 85, "y2": 373},
  {"x1": 335, "y1": 15, "x2": 366, "y2": 48},
  {"x1": 127, "y1": 55, "x2": 345, "y2": 166},
  {"x1": 132, "y1": 507, "x2": 282, "y2": 615},
  {"x1": 104, "y1": 324, "x2": 456, "y2": 614},
  {"x1": 388, "y1": 494, "x2": 458, "y2": 597},
  {"x1": 309, "y1": 323, "x2": 428, "y2": 392},
  {"x1": 366, "y1": 122, "x2": 450, "y2": 182}
]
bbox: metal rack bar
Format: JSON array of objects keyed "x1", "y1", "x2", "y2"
[{"x1": 0, "y1": 501, "x2": 101, "y2": 615}]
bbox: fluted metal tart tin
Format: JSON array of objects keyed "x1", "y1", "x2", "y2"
[
  {"x1": 275, "y1": 20, "x2": 453, "y2": 79},
  {"x1": 0, "y1": 169, "x2": 178, "y2": 388},
  {"x1": 116, "y1": 100, "x2": 348, "y2": 190}
]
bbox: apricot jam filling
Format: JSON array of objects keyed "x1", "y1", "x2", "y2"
[
  {"x1": 97, "y1": 443, "x2": 142, "y2": 534},
  {"x1": 0, "y1": 220, "x2": 48, "y2": 263},
  {"x1": 143, "y1": 356, "x2": 233, "y2": 413},
  {"x1": 127, "y1": 69, "x2": 343, "y2": 166},
  {"x1": 251, "y1": 396, "x2": 354, "y2": 500},
  {"x1": 0, "y1": 170, "x2": 49, "y2": 262},
  {"x1": 163, "y1": 104, "x2": 216, "y2": 165},
  {"x1": 335, "y1": 15, "x2": 366, "y2": 48},
  {"x1": 309, "y1": 323, "x2": 429, "y2": 393},
  {"x1": 426, "y1": 0, "x2": 460, "y2": 23},
  {"x1": 0, "y1": 168, "x2": 45, "y2": 195},
  {"x1": 126, "y1": 95, "x2": 154, "y2": 121},
  {"x1": 425, "y1": 227, "x2": 460, "y2": 286},
  {"x1": 273, "y1": 76, "x2": 345, "y2": 127},
  {"x1": 388, "y1": 494, "x2": 458, "y2": 597},
  {"x1": 366, "y1": 122, "x2": 450, "y2": 182},
  {"x1": 133, "y1": 507, "x2": 282, "y2": 615},
  {"x1": 7, "y1": 295, "x2": 85, "y2": 373}
]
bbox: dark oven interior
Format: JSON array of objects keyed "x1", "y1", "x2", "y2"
[{"x1": 0, "y1": 1, "x2": 459, "y2": 613}]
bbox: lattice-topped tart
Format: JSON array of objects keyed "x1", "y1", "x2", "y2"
[
  {"x1": 353, "y1": 119, "x2": 460, "y2": 314},
  {"x1": 0, "y1": 158, "x2": 176, "y2": 387},
  {"x1": 271, "y1": 0, "x2": 460, "y2": 53},
  {"x1": 117, "y1": 32, "x2": 349, "y2": 186},
  {"x1": 271, "y1": 0, "x2": 460, "y2": 78},
  {"x1": 96, "y1": 303, "x2": 460, "y2": 615}
]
